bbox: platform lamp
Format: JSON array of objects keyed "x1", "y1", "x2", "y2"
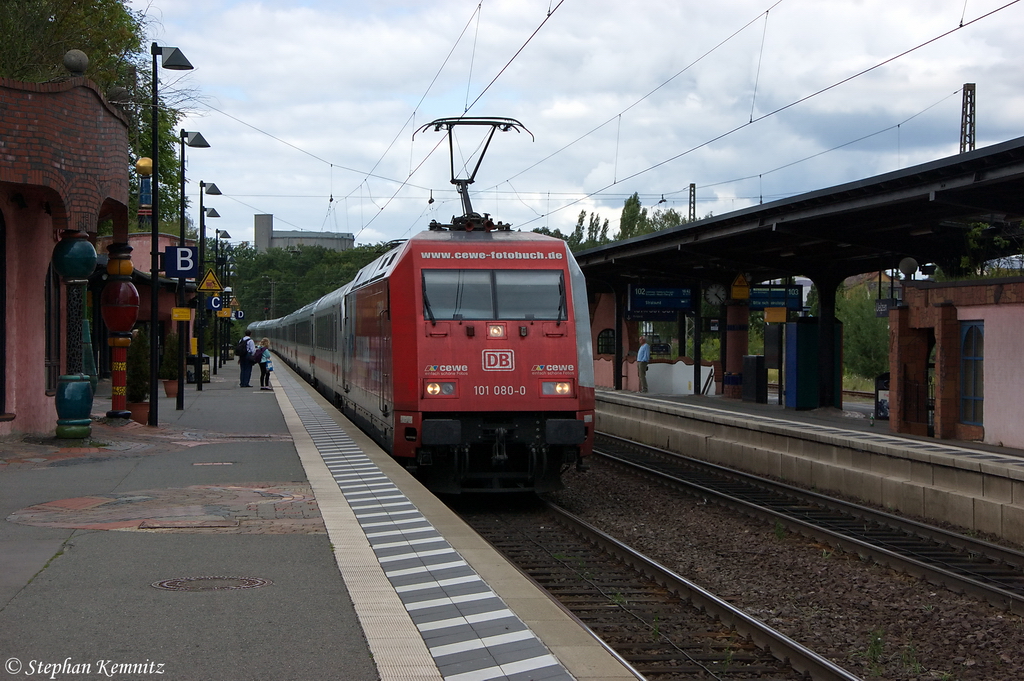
[
  {"x1": 195, "y1": 183, "x2": 221, "y2": 391},
  {"x1": 176, "y1": 129, "x2": 210, "y2": 409},
  {"x1": 214, "y1": 229, "x2": 231, "y2": 371},
  {"x1": 149, "y1": 42, "x2": 194, "y2": 426}
]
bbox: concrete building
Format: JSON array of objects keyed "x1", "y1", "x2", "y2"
[{"x1": 253, "y1": 214, "x2": 354, "y2": 253}]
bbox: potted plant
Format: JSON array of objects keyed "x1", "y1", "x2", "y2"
[
  {"x1": 125, "y1": 327, "x2": 150, "y2": 423},
  {"x1": 159, "y1": 331, "x2": 179, "y2": 398}
]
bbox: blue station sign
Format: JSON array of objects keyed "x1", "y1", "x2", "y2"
[
  {"x1": 163, "y1": 246, "x2": 199, "y2": 278},
  {"x1": 748, "y1": 285, "x2": 804, "y2": 310},
  {"x1": 628, "y1": 285, "x2": 694, "y2": 311}
]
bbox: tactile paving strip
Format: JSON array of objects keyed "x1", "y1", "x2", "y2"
[{"x1": 276, "y1": 370, "x2": 574, "y2": 681}]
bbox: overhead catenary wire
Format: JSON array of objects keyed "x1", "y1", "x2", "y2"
[
  {"x1": 687, "y1": 88, "x2": 963, "y2": 195},
  {"x1": 199, "y1": 2, "x2": 484, "y2": 238},
  {"x1": 749, "y1": 7, "x2": 772, "y2": 123},
  {"x1": 353, "y1": 1, "x2": 569, "y2": 240},
  {"x1": 202, "y1": 85, "x2": 961, "y2": 216},
  {"x1": 192, "y1": 2, "x2": 1015, "y2": 244},
  {"x1": 464, "y1": 2, "x2": 483, "y2": 113},
  {"x1": 497, "y1": 0, "x2": 784, "y2": 188},
  {"x1": 463, "y1": 0, "x2": 566, "y2": 113},
  {"x1": 513, "y1": 0, "x2": 1021, "y2": 230}
]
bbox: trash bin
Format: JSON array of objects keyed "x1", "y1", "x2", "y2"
[
  {"x1": 874, "y1": 372, "x2": 890, "y2": 420},
  {"x1": 742, "y1": 355, "x2": 768, "y2": 404},
  {"x1": 187, "y1": 354, "x2": 211, "y2": 384}
]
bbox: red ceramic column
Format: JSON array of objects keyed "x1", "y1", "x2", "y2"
[{"x1": 101, "y1": 242, "x2": 139, "y2": 418}]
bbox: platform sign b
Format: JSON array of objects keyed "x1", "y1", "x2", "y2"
[{"x1": 163, "y1": 246, "x2": 198, "y2": 278}]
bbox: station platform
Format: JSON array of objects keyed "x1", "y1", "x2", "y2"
[
  {"x1": 597, "y1": 388, "x2": 1024, "y2": 547},
  {"x1": 0, "y1": 362, "x2": 638, "y2": 681}
]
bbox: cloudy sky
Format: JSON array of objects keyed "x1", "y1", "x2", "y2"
[{"x1": 132, "y1": 0, "x2": 1024, "y2": 247}]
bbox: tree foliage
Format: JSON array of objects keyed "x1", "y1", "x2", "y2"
[
  {"x1": 534, "y1": 193, "x2": 688, "y2": 251},
  {"x1": 618, "y1": 193, "x2": 649, "y2": 240},
  {"x1": 0, "y1": 0, "x2": 192, "y2": 230},
  {"x1": 836, "y1": 285, "x2": 890, "y2": 379},
  {"x1": 533, "y1": 210, "x2": 611, "y2": 252},
  {"x1": 0, "y1": 0, "x2": 143, "y2": 88},
  {"x1": 230, "y1": 243, "x2": 389, "y2": 321},
  {"x1": 930, "y1": 222, "x2": 1024, "y2": 279}
]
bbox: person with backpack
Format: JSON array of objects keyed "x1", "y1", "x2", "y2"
[
  {"x1": 236, "y1": 329, "x2": 256, "y2": 388},
  {"x1": 254, "y1": 337, "x2": 274, "y2": 390}
]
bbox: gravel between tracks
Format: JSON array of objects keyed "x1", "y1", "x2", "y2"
[{"x1": 546, "y1": 458, "x2": 1024, "y2": 681}]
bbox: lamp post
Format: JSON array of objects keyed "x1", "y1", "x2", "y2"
[
  {"x1": 196, "y1": 183, "x2": 220, "y2": 391},
  {"x1": 213, "y1": 229, "x2": 231, "y2": 372},
  {"x1": 149, "y1": 42, "x2": 194, "y2": 426},
  {"x1": 176, "y1": 129, "x2": 210, "y2": 409}
]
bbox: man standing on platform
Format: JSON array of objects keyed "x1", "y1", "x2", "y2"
[
  {"x1": 637, "y1": 336, "x2": 650, "y2": 393},
  {"x1": 238, "y1": 329, "x2": 256, "y2": 388}
]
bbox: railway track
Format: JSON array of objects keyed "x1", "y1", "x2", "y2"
[
  {"x1": 595, "y1": 432, "x2": 1024, "y2": 615},
  {"x1": 455, "y1": 497, "x2": 861, "y2": 681}
]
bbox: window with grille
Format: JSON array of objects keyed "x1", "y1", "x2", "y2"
[{"x1": 597, "y1": 329, "x2": 616, "y2": 355}]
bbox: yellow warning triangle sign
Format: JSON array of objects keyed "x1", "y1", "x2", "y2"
[
  {"x1": 730, "y1": 273, "x2": 750, "y2": 300},
  {"x1": 197, "y1": 268, "x2": 223, "y2": 292}
]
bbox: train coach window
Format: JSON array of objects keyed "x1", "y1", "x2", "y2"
[
  {"x1": 495, "y1": 270, "x2": 564, "y2": 320},
  {"x1": 422, "y1": 269, "x2": 566, "y2": 321}
]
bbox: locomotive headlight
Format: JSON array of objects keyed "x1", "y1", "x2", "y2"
[
  {"x1": 487, "y1": 324, "x2": 505, "y2": 338},
  {"x1": 541, "y1": 380, "x2": 573, "y2": 396},
  {"x1": 425, "y1": 381, "x2": 456, "y2": 397}
]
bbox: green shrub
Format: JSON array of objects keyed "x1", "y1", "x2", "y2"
[
  {"x1": 159, "y1": 331, "x2": 179, "y2": 380},
  {"x1": 126, "y1": 327, "x2": 150, "y2": 403}
]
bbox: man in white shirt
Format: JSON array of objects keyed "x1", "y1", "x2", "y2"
[{"x1": 637, "y1": 336, "x2": 650, "y2": 393}]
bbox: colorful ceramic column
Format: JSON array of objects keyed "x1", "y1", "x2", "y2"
[
  {"x1": 51, "y1": 228, "x2": 98, "y2": 438},
  {"x1": 101, "y1": 242, "x2": 140, "y2": 418}
]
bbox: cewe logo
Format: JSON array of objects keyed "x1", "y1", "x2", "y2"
[{"x1": 482, "y1": 349, "x2": 514, "y2": 371}]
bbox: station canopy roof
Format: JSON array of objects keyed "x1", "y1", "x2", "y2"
[{"x1": 574, "y1": 135, "x2": 1024, "y2": 287}]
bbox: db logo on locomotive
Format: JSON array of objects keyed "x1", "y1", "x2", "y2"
[{"x1": 482, "y1": 349, "x2": 515, "y2": 371}]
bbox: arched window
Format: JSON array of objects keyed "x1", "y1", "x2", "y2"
[
  {"x1": 596, "y1": 328, "x2": 616, "y2": 355},
  {"x1": 960, "y1": 322, "x2": 983, "y2": 425}
]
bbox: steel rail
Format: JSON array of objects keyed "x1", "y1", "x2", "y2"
[
  {"x1": 544, "y1": 502, "x2": 865, "y2": 681},
  {"x1": 596, "y1": 431, "x2": 1024, "y2": 615}
]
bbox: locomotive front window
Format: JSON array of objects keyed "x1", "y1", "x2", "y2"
[
  {"x1": 422, "y1": 269, "x2": 565, "y2": 321},
  {"x1": 423, "y1": 270, "x2": 493, "y2": 319},
  {"x1": 495, "y1": 270, "x2": 564, "y2": 320}
]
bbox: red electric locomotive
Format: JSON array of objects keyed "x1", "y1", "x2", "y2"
[{"x1": 253, "y1": 118, "x2": 594, "y2": 493}]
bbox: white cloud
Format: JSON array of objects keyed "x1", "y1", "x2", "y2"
[{"x1": 132, "y1": 0, "x2": 1024, "y2": 244}]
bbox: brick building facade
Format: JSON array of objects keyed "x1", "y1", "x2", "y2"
[
  {"x1": 889, "y1": 277, "x2": 1024, "y2": 449},
  {"x1": 1, "y1": 76, "x2": 130, "y2": 436}
]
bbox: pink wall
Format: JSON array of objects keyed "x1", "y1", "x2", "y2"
[
  {"x1": 961, "y1": 305, "x2": 1024, "y2": 448},
  {"x1": 2, "y1": 201, "x2": 59, "y2": 435},
  {"x1": 98, "y1": 232, "x2": 194, "y2": 276}
]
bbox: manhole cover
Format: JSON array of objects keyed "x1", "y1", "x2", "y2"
[{"x1": 151, "y1": 576, "x2": 272, "y2": 591}]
